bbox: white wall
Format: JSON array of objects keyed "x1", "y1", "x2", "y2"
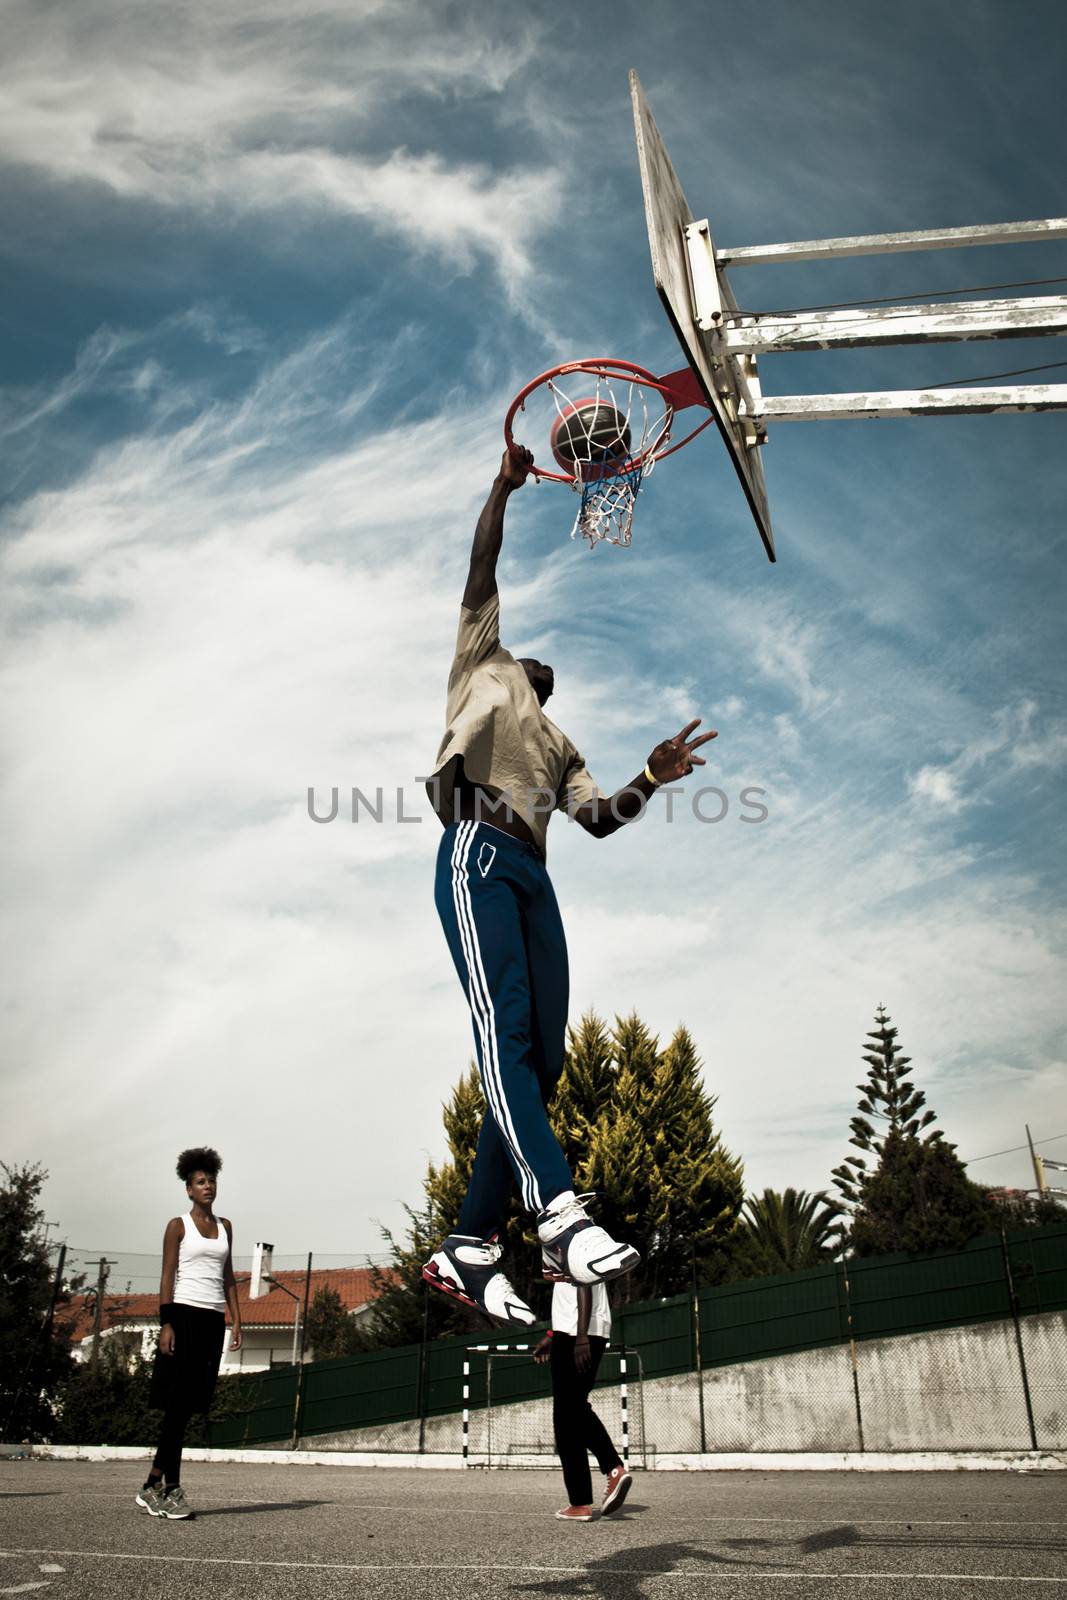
[{"x1": 294, "y1": 1310, "x2": 1067, "y2": 1457}]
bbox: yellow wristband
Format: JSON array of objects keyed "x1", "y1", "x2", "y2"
[{"x1": 644, "y1": 763, "x2": 659, "y2": 786}]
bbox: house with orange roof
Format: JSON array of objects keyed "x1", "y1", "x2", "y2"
[{"x1": 61, "y1": 1266, "x2": 392, "y2": 1372}]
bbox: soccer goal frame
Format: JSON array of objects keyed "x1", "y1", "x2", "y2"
[{"x1": 462, "y1": 1343, "x2": 645, "y2": 1469}]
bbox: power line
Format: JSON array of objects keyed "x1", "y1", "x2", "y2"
[
  {"x1": 966, "y1": 1132, "x2": 1067, "y2": 1166},
  {"x1": 928, "y1": 359, "x2": 1067, "y2": 388},
  {"x1": 729, "y1": 274, "x2": 1067, "y2": 320}
]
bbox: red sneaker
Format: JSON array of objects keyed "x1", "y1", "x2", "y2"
[
  {"x1": 555, "y1": 1504, "x2": 595, "y2": 1521},
  {"x1": 601, "y1": 1465, "x2": 632, "y2": 1514}
]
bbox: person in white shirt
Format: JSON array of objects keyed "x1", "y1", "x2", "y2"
[
  {"x1": 135, "y1": 1147, "x2": 242, "y2": 1520},
  {"x1": 534, "y1": 1279, "x2": 633, "y2": 1520}
]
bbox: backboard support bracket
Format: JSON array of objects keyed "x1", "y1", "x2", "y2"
[{"x1": 631, "y1": 69, "x2": 1067, "y2": 563}]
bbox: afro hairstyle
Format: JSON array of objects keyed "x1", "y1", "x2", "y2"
[{"x1": 176, "y1": 1146, "x2": 223, "y2": 1183}]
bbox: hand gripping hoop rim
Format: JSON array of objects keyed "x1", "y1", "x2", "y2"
[{"x1": 504, "y1": 357, "x2": 678, "y2": 483}]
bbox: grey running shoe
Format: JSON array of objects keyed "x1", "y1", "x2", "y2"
[
  {"x1": 134, "y1": 1483, "x2": 166, "y2": 1515},
  {"x1": 157, "y1": 1483, "x2": 194, "y2": 1519}
]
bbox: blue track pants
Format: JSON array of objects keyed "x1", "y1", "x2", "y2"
[{"x1": 435, "y1": 821, "x2": 574, "y2": 1237}]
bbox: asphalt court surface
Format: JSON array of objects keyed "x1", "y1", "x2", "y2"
[{"x1": 2, "y1": 1460, "x2": 1066, "y2": 1599}]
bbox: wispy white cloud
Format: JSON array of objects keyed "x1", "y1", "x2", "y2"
[
  {"x1": 909, "y1": 764, "x2": 963, "y2": 812},
  {"x1": 909, "y1": 700, "x2": 1067, "y2": 813},
  {"x1": 0, "y1": 318, "x2": 515, "y2": 1242},
  {"x1": 0, "y1": 0, "x2": 558, "y2": 292}
]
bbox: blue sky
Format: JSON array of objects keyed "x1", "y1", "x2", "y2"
[{"x1": 2, "y1": 0, "x2": 1065, "y2": 1256}]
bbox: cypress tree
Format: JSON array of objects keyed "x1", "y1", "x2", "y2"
[
  {"x1": 643, "y1": 1025, "x2": 744, "y2": 1297},
  {"x1": 362, "y1": 1010, "x2": 744, "y2": 1343},
  {"x1": 549, "y1": 1011, "x2": 616, "y2": 1169},
  {"x1": 305, "y1": 1286, "x2": 364, "y2": 1361}
]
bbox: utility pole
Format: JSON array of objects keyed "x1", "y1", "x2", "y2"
[
  {"x1": 291, "y1": 1253, "x2": 314, "y2": 1450},
  {"x1": 89, "y1": 1257, "x2": 116, "y2": 1367},
  {"x1": 1026, "y1": 1125, "x2": 1047, "y2": 1195}
]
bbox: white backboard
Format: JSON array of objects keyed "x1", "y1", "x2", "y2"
[{"x1": 631, "y1": 70, "x2": 776, "y2": 562}]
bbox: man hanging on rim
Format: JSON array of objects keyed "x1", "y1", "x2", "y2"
[{"x1": 423, "y1": 444, "x2": 716, "y2": 1325}]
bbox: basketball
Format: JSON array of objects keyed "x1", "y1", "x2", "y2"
[{"x1": 550, "y1": 398, "x2": 632, "y2": 476}]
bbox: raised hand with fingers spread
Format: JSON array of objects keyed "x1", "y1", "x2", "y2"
[{"x1": 647, "y1": 719, "x2": 718, "y2": 784}]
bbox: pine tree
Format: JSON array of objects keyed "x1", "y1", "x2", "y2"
[
  {"x1": 831, "y1": 1006, "x2": 1000, "y2": 1257},
  {"x1": 1, "y1": 1163, "x2": 79, "y2": 1440},
  {"x1": 831, "y1": 1005, "x2": 939, "y2": 1212},
  {"x1": 850, "y1": 1129, "x2": 993, "y2": 1256}
]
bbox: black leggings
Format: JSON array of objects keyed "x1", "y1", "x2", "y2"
[
  {"x1": 550, "y1": 1334, "x2": 623, "y2": 1506},
  {"x1": 148, "y1": 1305, "x2": 225, "y2": 1485},
  {"x1": 152, "y1": 1399, "x2": 195, "y2": 1485}
]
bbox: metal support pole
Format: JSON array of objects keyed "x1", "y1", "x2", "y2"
[
  {"x1": 290, "y1": 1252, "x2": 313, "y2": 1450},
  {"x1": 749, "y1": 385, "x2": 1067, "y2": 421},
  {"x1": 416, "y1": 1281, "x2": 430, "y2": 1455},
  {"x1": 692, "y1": 1288, "x2": 708, "y2": 1455},
  {"x1": 1000, "y1": 1229, "x2": 1039, "y2": 1451},
  {"x1": 719, "y1": 217, "x2": 1067, "y2": 267},
  {"x1": 725, "y1": 296, "x2": 1067, "y2": 355},
  {"x1": 619, "y1": 1352, "x2": 629, "y2": 1466},
  {"x1": 461, "y1": 1359, "x2": 470, "y2": 1464},
  {"x1": 839, "y1": 1258, "x2": 865, "y2": 1453},
  {"x1": 89, "y1": 1257, "x2": 115, "y2": 1368}
]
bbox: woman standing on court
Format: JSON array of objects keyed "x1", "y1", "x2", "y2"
[
  {"x1": 135, "y1": 1147, "x2": 241, "y2": 1519},
  {"x1": 534, "y1": 1279, "x2": 632, "y2": 1521}
]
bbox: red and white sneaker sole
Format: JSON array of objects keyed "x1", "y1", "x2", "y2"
[{"x1": 421, "y1": 1259, "x2": 478, "y2": 1311}]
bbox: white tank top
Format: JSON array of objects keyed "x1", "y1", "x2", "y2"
[{"x1": 173, "y1": 1212, "x2": 228, "y2": 1312}]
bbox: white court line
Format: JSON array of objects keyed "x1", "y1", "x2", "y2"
[
  {"x1": 41, "y1": 1496, "x2": 1067, "y2": 1528},
  {"x1": 1, "y1": 1550, "x2": 1066, "y2": 1583}
]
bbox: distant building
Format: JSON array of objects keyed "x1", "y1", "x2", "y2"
[{"x1": 61, "y1": 1267, "x2": 391, "y2": 1373}]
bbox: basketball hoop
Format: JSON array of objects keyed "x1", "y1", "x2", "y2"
[{"x1": 504, "y1": 358, "x2": 709, "y2": 549}]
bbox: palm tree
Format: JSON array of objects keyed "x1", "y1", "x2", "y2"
[{"x1": 734, "y1": 1187, "x2": 843, "y2": 1275}]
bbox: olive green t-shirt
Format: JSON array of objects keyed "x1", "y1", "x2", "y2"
[{"x1": 426, "y1": 593, "x2": 604, "y2": 858}]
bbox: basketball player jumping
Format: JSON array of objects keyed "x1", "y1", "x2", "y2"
[{"x1": 423, "y1": 445, "x2": 716, "y2": 1325}]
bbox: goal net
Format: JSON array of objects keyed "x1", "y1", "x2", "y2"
[{"x1": 462, "y1": 1344, "x2": 645, "y2": 1468}]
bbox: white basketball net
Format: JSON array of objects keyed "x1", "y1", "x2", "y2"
[{"x1": 546, "y1": 371, "x2": 672, "y2": 549}]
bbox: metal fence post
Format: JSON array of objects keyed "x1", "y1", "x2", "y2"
[
  {"x1": 416, "y1": 1283, "x2": 430, "y2": 1454},
  {"x1": 289, "y1": 1252, "x2": 313, "y2": 1449},
  {"x1": 838, "y1": 1257, "x2": 865, "y2": 1452},
  {"x1": 999, "y1": 1229, "x2": 1039, "y2": 1451},
  {"x1": 461, "y1": 1358, "x2": 470, "y2": 1464},
  {"x1": 691, "y1": 1289, "x2": 708, "y2": 1453}
]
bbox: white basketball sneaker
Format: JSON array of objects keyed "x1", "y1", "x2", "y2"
[
  {"x1": 537, "y1": 1194, "x2": 640, "y2": 1285},
  {"x1": 422, "y1": 1234, "x2": 536, "y2": 1326}
]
